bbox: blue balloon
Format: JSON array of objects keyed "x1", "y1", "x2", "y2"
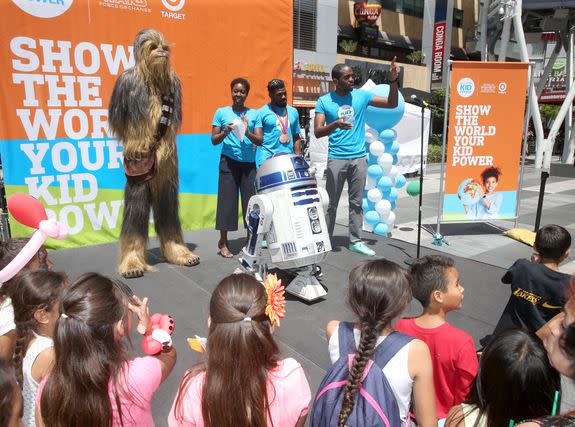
[
  {"x1": 390, "y1": 201, "x2": 396, "y2": 210},
  {"x1": 362, "y1": 198, "x2": 370, "y2": 212},
  {"x1": 388, "y1": 141, "x2": 400, "y2": 155},
  {"x1": 387, "y1": 187, "x2": 399, "y2": 201},
  {"x1": 395, "y1": 174, "x2": 407, "y2": 189},
  {"x1": 377, "y1": 176, "x2": 392, "y2": 192},
  {"x1": 367, "y1": 164, "x2": 383, "y2": 179},
  {"x1": 365, "y1": 210, "x2": 380, "y2": 226},
  {"x1": 368, "y1": 153, "x2": 379, "y2": 165},
  {"x1": 392, "y1": 154, "x2": 399, "y2": 164},
  {"x1": 374, "y1": 223, "x2": 389, "y2": 236},
  {"x1": 365, "y1": 85, "x2": 405, "y2": 132},
  {"x1": 379, "y1": 129, "x2": 395, "y2": 144}
]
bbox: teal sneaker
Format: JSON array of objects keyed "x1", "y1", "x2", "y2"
[{"x1": 349, "y1": 241, "x2": 375, "y2": 256}]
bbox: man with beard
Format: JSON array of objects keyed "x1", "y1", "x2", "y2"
[
  {"x1": 314, "y1": 59, "x2": 399, "y2": 257},
  {"x1": 108, "y1": 29, "x2": 200, "y2": 278},
  {"x1": 253, "y1": 79, "x2": 301, "y2": 168}
]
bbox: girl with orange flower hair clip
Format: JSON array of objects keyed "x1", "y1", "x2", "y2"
[{"x1": 170, "y1": 273, "x2": 310, "y2": 427}]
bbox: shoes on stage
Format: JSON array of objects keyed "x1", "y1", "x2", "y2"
[{"x1": 349, "y1": 241, "x2": 375, "y2": 257}]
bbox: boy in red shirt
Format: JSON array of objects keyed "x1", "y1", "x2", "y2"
[{"x1": 396, "y1": 255, "x2": 478, "y2": 424}]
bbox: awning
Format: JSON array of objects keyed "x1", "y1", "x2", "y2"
[{"x1": 338, "y1": 24, "x2": 422, "y2": 51}]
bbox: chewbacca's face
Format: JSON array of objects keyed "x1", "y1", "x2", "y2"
[{"x1": 135, "y1": 30, "x2": 171, "y2": 69}]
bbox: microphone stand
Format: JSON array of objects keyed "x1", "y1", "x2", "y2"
[{"x1": 405, "y1": 100, "x2": 430, "y2": 265}]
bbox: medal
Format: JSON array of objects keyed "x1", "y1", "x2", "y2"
[{"x1": 272, "y1": 106, "x2": 290, "y2": 144}]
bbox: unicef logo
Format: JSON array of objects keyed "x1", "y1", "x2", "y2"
[
  {"x1": 162, "y1": 0, "x2": 185, "y2": 11},
  {"x1": 457, "y1": 78, "x2": 475, "y2": 98},
  {"x1": 11, "y1": 0, "x2": 73, "y2": 18}
]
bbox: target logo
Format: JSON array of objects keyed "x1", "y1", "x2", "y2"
[
  {"x1": 12, "y1": 0, "x2": 73, "y2": 18},
  {"x1": 498, "y1": 82, "x2": 508, "y2": 94},
  {"x1": 162, "y1": 0, "x2": 185, "y2": 11}
]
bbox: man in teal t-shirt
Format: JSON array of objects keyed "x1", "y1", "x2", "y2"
[
  {"x1": 254, "y1": 79, "x2": 301, "y2": 168},
  {"x1": 314, "y1": 59, "x2": 400, "y2": 256}
]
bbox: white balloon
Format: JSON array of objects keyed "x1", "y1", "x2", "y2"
[
  {"x1": 377, "y1": 153, "x2": 393, "y2": 172},
  {"x1": 375, "y1": 199, "x2": 391, "y2": 218},
  {"x1": 367, "y1": 188, "x2": 383, "y2": 203},
  {"x1": 365, "y1": 176, "x2": 376, "y2": 189},
  {"x1": 385, "y1": 211, "x2": 396, "y2": 225},
  {"x1": 389, "y1": 165, "x2": 399, "y2": 179},
  {"x1": 369, "y1": 141, "x2": 385, "y2": 157},
  {"x1": 365, "y1": 133, "x2": 376, "y2": 144}
]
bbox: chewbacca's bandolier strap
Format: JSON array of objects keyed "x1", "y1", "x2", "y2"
[{"x1": 123, "y1": 93, "x2": 174, "y2": 184}]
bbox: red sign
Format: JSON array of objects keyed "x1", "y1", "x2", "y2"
[
  {"x1": 354, "y1": 2, "x2": 381, "y2": 24},
  {"x1": 431, "y1": 22, "x2": 446, "y2": 83}
]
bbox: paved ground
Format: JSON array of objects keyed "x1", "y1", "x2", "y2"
[{"x1": 46, "y1": 158, "x2": 574, "y2": 425}]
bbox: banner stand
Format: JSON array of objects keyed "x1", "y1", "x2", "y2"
[
  {"x1": 435, "y1": 60, "x2": 533, "y2": 243},
  {"x1": 514, "y1": 62, "x2": 536, "y2": 229},
  {"x1": 435, "y1": 60, "x2": 452, "y2": 242}
]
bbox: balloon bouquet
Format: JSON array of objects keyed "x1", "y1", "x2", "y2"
[{"x1": 362, "y1": 84, "x2": 406, "y2": 236}]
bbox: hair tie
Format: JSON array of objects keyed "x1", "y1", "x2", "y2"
[
  {"x1": 60, "y1": 313, "x2": 69, "y2": 319},
  {"x1": 243, "y1": 317, "x2": 252, "y2": 322}
]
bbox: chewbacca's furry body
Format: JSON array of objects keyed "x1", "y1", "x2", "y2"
[{"x1": 108, "y1": 29, "x2": 199, "y2": 278}]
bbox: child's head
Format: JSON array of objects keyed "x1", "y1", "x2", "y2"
[
  {"x1": 410, "y1": 255, "x2": 463, "y2": 311},
  {"x1": 0, "y1": 359, "x2": 22, "y2": 427},
  {"x1": 338, "y1": 260, "x2": 411, "y2": 427},
  {"x1": 176, "y1": 273, "x2": 280, "y2": 427},
  {"x1": 534, "y1": 224, "x2": 571, "y2": 262},
  {"x1": 466, "y1": 328, "x2": 559, "y2": 425},
  {"x1": 347, "y1": 259, "x2": 412, "y2": 329},
  {"x1": 10, "y1": 270, "x2": 67, "y2": 387},
  {"x1": 40, "y1": 273, "x2": 136, "y2": 427},
  {"x1": 480, "y1": 166, "x2": 501, "y2": 194}
]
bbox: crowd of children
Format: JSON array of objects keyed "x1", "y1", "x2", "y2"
[{"x1": 0, "y1": 223, "x2": 573, "y2": 427}]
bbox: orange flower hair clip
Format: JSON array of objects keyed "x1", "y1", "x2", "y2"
[{"x1": 264, "y1": 273, "x2": 286, "y2": 327}]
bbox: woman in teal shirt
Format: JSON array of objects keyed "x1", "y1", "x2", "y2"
[{"x1": 211, "y1": 78, "x2": 262, "y2": 258}]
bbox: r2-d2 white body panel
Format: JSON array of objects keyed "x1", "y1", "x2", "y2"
[{"x1": 239, "y1": 154, "x2": 331, "y2": 301}]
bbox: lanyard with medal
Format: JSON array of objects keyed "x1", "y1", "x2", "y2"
[{"x1": 272, "y1": 106, "x2": 290, "y2": 144}]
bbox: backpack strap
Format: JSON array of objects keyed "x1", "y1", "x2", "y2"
[
  {"x1": 372, "y1": 331, "x2": 414, "y2": 368},
  {"x1": 337, "y1": 321, "x2": 358, "y2": 360}
]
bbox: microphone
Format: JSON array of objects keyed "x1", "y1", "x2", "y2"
[{"x1": 410, "y1": 94, "x2": 430, "y2": 108}]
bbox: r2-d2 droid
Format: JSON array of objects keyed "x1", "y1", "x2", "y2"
[{"x1": 238, "y1": 154, "x2": 331, "y2": 301}]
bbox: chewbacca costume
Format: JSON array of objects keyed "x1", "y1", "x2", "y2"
[{"x1": 108, "y1": 29, "x2": 199, "y2": 278}]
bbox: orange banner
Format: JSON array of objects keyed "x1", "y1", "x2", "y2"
[
  {"x1": 0, "y1": 0, "x2": 292, "y2": 248},
  {"x1": 442, "y1": 61, "x2": 528, "y2": 222}
]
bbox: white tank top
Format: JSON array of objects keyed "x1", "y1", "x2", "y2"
[
  {"x1": 328, "y1": 323, "x2": 414, "y2": 424},
  {"x1": 22, "y1": 333, "x2": 53, "y2": 427}
]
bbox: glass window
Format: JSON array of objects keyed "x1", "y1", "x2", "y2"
[
  {"x1": 453, "y1": 8, "x2": 464, "y2": 28},
  {"x1": 294, "y1": 0, "x2": 317, "y2": 51}
]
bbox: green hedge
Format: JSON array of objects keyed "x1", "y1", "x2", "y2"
[{"x1": 427, "y1": 144, "x2": 444, "y2": 163}]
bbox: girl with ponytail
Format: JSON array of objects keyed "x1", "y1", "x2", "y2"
[
  {"x1": 10, "y1": 270, "x2": 66, "y2": 427},
  {"x1": 37, "y1": 273, "x2": 176, "y2": 427},
  {"x1": 169, "y1": 273, "x2": 311, "y2": 427},
  {"x1": 325, "y1": 259, "x2": 437, "y2": 427}
]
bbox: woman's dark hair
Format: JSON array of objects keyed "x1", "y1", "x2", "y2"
[
  {"x1": 174, "y1": 273, "x2": 280, "y2": 427},
  {"x1": 480, "y1": 166, "x2": 501, "y2": 185},
  {"x1": 40, "y1": 273, "x2": 138, "y2": 427},
  {"x1": 463, "y1": 328, "x2": 559, "y2": 427},
  {"x1": 230, "y1": 77, "x2": 250, "y2": 93},
  {"x1": 11, "y1": 270, "x2": 67, "y2": 387},
  {"x1": 338, "y1": 259, "x2": 412, "y2": 427},
  {"x1": 0, "y1": 359, "x2": 19, "y2": 427}
]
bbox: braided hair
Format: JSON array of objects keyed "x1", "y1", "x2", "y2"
[
  {"x1": 10, "y1": 270, "x2": 67, "y2": 387},
  {"x1": 338, "y1": 259, "x2": 412, "y2": 427}
]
